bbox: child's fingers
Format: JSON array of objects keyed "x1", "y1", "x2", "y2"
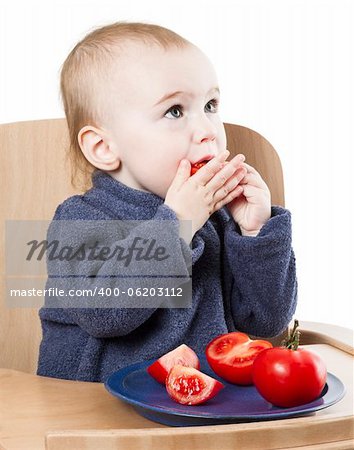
[
  {"x1": 227, "y1": 152, "x2": 246, "y2": 166},
  {"x1": 212, "y1": 167, "x2": 247, "y2": 203},
  {"x1": 241, "y1": 183, "x2": 270, "y2": 204},
  {"x1": 170, "y1": 159, "x2": 191, "y2": 190},
  {"x1": 239, "y1": 169, "x2": 270, "y2": 191},
  {"x1": 240, "y1": 162, "x2": 258, "y2": 175},
  {"x1": 193, "y1": 151, "x2": 230, "y2": 185},
  {"x1": 213, "y1": 184, "x2": 244, "y2": 210},
  {"x1": 205, "y1": 153, "x2": 246, "y2": 193}
]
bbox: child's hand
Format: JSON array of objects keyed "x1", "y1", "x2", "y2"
[
  {"x1": 226, "y1": 161, "x2": 271, "y2": 236},
  {"x1": 164, "y1": 150, "x2": 246, "y2": 237}
]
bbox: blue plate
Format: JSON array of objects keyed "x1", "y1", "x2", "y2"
[{"x1": 104, "y1": 354, "x2": 345, "y2": 427}]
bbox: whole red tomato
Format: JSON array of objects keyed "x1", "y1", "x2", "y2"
[
  {"x1": 206, "y1": 331, "x2": 273, "y2": 385},
  {"x1": 252, "y1": 320, "x2": 327, "y2": 407}
]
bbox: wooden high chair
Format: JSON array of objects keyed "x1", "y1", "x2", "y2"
[
  {"x1": 0, "y1": 119, "x2": 352, "y2": 450},
  {"x1": 0, "y1": 118, "x2": 287, "y2": 374}
]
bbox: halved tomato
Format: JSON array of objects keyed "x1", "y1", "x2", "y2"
[
  {"x1": 166, "y1": 365, "x2": 224, "y2": 405},
  {"x1": 206, "y1": 332, "x2": 273, "y2": 385},
  {"x1": 147, "y1": 344, "x2": 200, "y2": 385}
]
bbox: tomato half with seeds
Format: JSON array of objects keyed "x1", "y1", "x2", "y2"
[
  {"x1": 166, "y1": 365, "x2": 224, "y2": 405},
  {"x1": 206, "y1": 332, "x2": 273, "y2": 385},
  {"x1": 147, "y1": 344, "x2": 200, "y2": 385}
]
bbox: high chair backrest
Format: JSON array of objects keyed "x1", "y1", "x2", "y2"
[{"x1": 0, "y1": 119, "x2": 285, "y2": 373}]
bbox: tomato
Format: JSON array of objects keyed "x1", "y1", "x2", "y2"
[
  {"x1": 191, "y1": 159, "x2": 230, "y2": 175},
  {"x1": 252, "y1": 320, "x2": 327, "y2": 407},
  {"x1": 147, "y1": 344, "x2": 200, "y2": 385},
  {"x1": 206, "y1": 332, "x2": 273, "y2": 385},
  {"x1": 252, "y1": 347, "x2": 327, "y2": 407},
  {"x1": 190, "y1": 161, "x2": 208, "y2": 175},
  {"x1": 166, "y1": 365, "x2": 224, "y2": 405}
]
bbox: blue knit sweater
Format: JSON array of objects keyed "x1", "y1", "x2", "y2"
[{"x1": 37, "y1": 170, "x2": 297, "y2": 382}]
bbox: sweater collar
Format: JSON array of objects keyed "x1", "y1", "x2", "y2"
[{"x1": 91, "y1": 170, "x2": 165, "y2": 208}]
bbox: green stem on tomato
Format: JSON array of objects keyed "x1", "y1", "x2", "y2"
[{"x1": 282, "y1": 319, "x2": 301, "y2": 351}]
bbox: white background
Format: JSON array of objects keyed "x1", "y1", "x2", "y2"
[{"x1": 1, "y1": 0, "x2": 353, "y2": 330}]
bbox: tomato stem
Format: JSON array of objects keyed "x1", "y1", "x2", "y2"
[{"x1": 282, "y1": 319, "x2": 301, "y2": 351}]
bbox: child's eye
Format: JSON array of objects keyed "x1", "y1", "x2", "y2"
[
  {"x1": 164, "y1": 105, "x2": 183, "y2": 119},
  {"x1": 164, "y1": 98, "x2": 219, "y2": 120},
  {"x1": 205, "y1": 98, "x2": 219, "y2": 113}
]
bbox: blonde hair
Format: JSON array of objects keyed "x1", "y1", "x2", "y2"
[{"x1": 60, "y1": 21, "x2": 192, "y2": 192}]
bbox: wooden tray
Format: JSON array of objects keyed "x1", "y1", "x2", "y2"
[{"x1": 0, "y1": 321, "x2": 353, "y2": 450}]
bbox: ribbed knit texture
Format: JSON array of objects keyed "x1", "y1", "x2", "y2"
[{"x1": 37, "y1": 170, "x2": 297, "y2": 382}]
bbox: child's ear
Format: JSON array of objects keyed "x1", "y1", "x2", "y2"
[{"x1": 78, "y1": 125, "x2": 121, "y2": 171}]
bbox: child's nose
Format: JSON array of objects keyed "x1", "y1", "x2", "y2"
[
  {"x1": 200, "y1": 135, "x2": 216, "y2": 144},
  {"x1": 192, "y1": 117, "x2": 218, "y2": 144}
]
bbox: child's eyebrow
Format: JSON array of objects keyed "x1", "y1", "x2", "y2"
[{"x1": 153, "y1": 87, "x2": 220, "y2": 107}]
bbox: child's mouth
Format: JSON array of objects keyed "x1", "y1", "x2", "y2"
[{"x1": 190, "y1": 155, "x2": 215, "y2": 175}]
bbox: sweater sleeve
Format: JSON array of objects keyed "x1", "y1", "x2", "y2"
[
  {"x1": 43, "y1": 198, "x2": 205, "y2": 338},
  {"x1": 221, "y1": 206, "x2": 298, "y2": 337}
]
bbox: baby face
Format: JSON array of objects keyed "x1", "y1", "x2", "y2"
[{"x1": 104, "y1": 43, "x2": 227, "y2": 198}]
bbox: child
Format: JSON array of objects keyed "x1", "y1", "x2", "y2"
[{"x1": 37, "y1": 21, "x2": 297, "y2": 382}]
